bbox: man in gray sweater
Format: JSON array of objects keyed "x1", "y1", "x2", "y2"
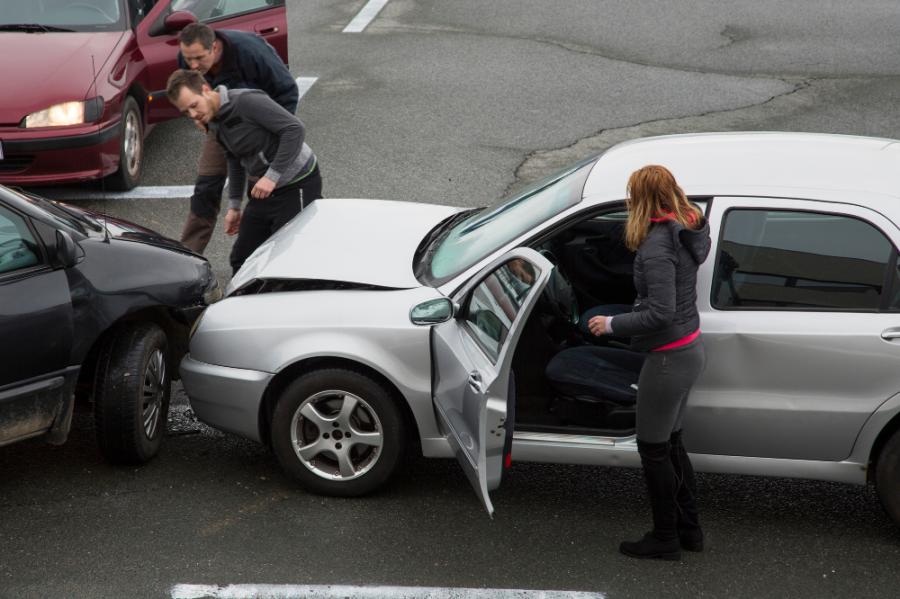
[{"x1": 166, "y1": 69, "x2": 322, "y2": 273}]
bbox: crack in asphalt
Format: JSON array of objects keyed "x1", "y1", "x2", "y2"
[
  {"x1": 503, "y1": 77, "x2": 817, "y2": 196},
  {"x1": 374, "y1": 18, "x2": 893, "y2": 81}
]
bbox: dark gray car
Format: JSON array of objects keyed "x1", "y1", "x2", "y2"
[{"x1": 0, "y1": 184, "x2": 218, "y2": 463}]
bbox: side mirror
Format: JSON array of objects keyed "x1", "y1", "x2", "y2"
[
  {"x1": 55, "y1": 230, "x2": 78, "y2": 269},
  {"x1": 164, "y1": 10, "x2": 197, "y2": 32},
  {"x1": 410, "y1": 298, "x2": 454, "y2": 326}
]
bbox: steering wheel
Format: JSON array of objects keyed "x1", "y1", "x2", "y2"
[{"x1": 66, "y1": 3, "x2": 116, "y2": 22}]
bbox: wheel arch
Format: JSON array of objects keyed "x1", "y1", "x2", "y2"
[
  {"x1": 868, "y1": 411, "x2": 900, "y2": 483},
  {"x1": 257, "y1": 356, "x2": 422, "y2": 454},
  {"x1": 74, "y1": 306, "x2": 190, "y2": 406},
  {"x1": 125, "y1": 83, "x2": 148, "y2": 123}
]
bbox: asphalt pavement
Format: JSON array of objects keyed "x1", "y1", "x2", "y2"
[{"x1": 6, "y1": 1, "x2": 900, "y2": 597}]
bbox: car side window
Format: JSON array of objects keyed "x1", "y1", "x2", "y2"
[
  {"x1": 0, "y1": 206, "x2": 42, "y2": 276},
  {"x1": 463, "y1": 259, "x2": 541, "y2": 362},
  {"x1": 712, "y1": 209, "x2": 896, "y2": 311},
  {"x1": 172, "y1": 0, "x2": 279, "y2": 21}
]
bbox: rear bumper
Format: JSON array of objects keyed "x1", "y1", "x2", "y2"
[
  {"x1": 0, "y1": 121, "x2": 120, "y2": 185},
  {"x1": 179, "y1": 355, "x2": 272, "y2": 443}
]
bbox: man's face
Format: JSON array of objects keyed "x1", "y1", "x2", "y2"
[
  {"x1": 180, "y1": 40, "x2": 219, "y2": 74},
  {"x1": 173, "y1": 85, "x2": 214, "y2": 126}
]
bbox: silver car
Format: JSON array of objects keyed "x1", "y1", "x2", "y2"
[{"x1": 181, "y1": 132, "x2": 900, "y2": 526}]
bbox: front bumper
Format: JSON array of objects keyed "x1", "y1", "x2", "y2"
[
  {"x1": 0, "y1": 121, "x2": 120, "y2": 185},
  {"x1": 179, "y1": 355, "x2": 273, "y2": 443}
]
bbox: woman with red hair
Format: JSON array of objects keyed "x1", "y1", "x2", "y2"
[{"x1": 588, "y1": 165, "x2": 711, "y2": 560}]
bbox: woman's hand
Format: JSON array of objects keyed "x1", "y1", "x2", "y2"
[{"x1": 588, "y1": 315, "x2": 609, "y2": 336}]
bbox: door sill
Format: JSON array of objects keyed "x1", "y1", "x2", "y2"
[{"x1": 515, "y1": 422, "x2": 635, "y2": 438}]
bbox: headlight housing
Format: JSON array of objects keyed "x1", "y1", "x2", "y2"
[
  {"x1": 22, "y1": 97, "x2": 103, "y2": 128},
  {"x1": 203, "y1": 277, "x2": 223, "y2": 304}
]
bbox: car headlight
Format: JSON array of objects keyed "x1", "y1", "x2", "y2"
[
  {"x1": 203, "y1": 278, "x2": 223, "y2": 304},
  {"x1": 23, "y1": 97, "x2": 103, "y2": 128}
]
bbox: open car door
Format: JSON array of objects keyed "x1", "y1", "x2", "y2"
[{"x1": 431, "y1": 248, "x2": 553, "y2": 516}]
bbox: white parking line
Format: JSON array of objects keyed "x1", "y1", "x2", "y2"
[
  {"x1": 343, "y1": 0, "x2": 390, "y2": 33},
  {"x1": 296, "y1": 76, "x2": 319, "y2": 100},
  {"x1": 170, "y1": 585, "x2": 606, "y2": 599},
  {"x1": 43, "y1": 185, "x2": 195, "y2": 201},
  {"x1": 39, "y1": 77, "x2": 318, "y2": 202}
]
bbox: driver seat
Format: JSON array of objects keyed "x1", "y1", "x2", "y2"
[{"x1": 544, "y1": 345, "x2": 645, "y2": 430}]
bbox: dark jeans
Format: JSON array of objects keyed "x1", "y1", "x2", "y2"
[
  {"x1": 229, "y1": 166, "x2": 322, "y2": 274},
  {"x1": 579, "y1": 303, "x2": 632, "y2": 338}
]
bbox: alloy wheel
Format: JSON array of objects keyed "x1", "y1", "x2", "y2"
[
  {"x1": 122, "y1": 110, "x2": 141, "y2": 177},
  {"x1": 290, "y1": 390, "x2": 384, "y2": 481},
  {"x1": 141, "y1": 349, "x2": 166, "y2": 439}
]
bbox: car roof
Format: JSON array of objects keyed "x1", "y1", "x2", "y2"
[{"x1": 583, "y1": 132, "x2": 900, "y2": 207}]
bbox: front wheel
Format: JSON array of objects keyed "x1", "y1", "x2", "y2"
[
  {"x1": 105, "y1": 96, "x2": 143, "y2": 191},
  {"x1": 271, "y1": 369, "x2": 406, "y2": 496},
  {"x1": 93, "y1": 323, "x2": 171, "y2": 464}
]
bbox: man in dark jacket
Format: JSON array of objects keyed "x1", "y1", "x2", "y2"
[
  {"x1": 177, "y1": 22, "x2": 299, "y2": 253},
  {"x1": 166, "y1": 69, "x2": 321, "y2": 274}
]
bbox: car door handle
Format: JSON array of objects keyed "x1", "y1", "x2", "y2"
[
  {"x1": 467, "y1": 372, "x2": 485, "y2": 394},
  {"x1": 256, "y1": 26, "x2": 279, "y2": 35},
  {"x1": 881, "y1": 328, "x2": 900, "y2": 340}
]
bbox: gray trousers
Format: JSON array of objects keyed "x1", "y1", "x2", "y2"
[{"x1": 635, "y1": 338, "x2": 706, "y2": 443}]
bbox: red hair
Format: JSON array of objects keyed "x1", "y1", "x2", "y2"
[{"x1": 624, "y1": 165, "x2": 701, "y2": 251}]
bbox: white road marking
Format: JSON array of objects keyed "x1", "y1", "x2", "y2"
[
  {"x1": 38, "y1": 77, "x2": 318, "y2": 202},
  {"x1": 43, "y1": 185, "x2": 196, "y2": 201},
  {"x1": 170, "y1": 585, "x2": 605, "y2": 599},
  {"x1": 296, "y1": 76, "x2": 318, "y2": 101},
  {"x1": 343, "y1": 0, "x2": 391, "y2": 33}
]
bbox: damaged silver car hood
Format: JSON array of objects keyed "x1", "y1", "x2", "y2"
[{"x1": 227, "y1": 198, "x2": 461, "y2": 294}]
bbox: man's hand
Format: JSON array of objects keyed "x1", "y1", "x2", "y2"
[
  {"x1": 250, "y1": 176, "x2": 276, "y2": 199},
  {"x1": 224, "y1": 208, "x2": 242, "y2": 236}
]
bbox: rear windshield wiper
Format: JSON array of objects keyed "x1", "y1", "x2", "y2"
[{"x1": 0, "y1": 24, "x2": 75, "y2": 32}]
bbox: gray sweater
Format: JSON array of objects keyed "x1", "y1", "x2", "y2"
[{"x1": 211, "y1": 86, "x2": 316, "y2": 209}]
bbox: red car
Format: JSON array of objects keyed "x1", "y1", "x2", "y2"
[{"x1": 0, "y1": 0, "x2": 288, "y2": 190}]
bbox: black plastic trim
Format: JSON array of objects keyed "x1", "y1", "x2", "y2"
[{"x1": 3, "y1": 122, "x2": 118, "y2": 153}]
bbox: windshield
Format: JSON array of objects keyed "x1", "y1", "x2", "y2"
[
  {"x1": 1, "y1": 0, "x2": 126, "y2": 32},
  {"x1": 427, "y1": 158, "x2": 597, "y2": 284}
]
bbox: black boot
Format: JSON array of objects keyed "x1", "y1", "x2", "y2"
[
  {"x1": 620, "y1": 440, "x2": 681, "y2": 560},
  {"x1": 670, "y1": 430, "x2": 703, "y2": 552}
]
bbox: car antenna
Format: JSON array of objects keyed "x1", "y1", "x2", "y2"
[{"x1": 91, "y1": 53, "x2": 110, "y2": 243}]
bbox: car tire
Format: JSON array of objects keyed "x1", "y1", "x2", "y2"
[
  {"x1": 105, "y1": 96, "x2": 143, "y2": 191},
  {"x1": 93, "y1": 323, "x2": 171, "y2": 464},
  {"x1": 876, "y1": 428, "x2": 900, "y2": 526},
  {"x1": 271, "y1": 368, "x2": 406, "y2": 496}
]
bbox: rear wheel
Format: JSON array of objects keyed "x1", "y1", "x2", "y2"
[
  {"x1": 106, "y1": 96, "x2": 143, "y2": 191},
  {"x1": 271, "y1": 368, "x2": 406, "y2": 496},
  {"x1": 94, "y1": 323, "x2": 170, "y2": 464},
  {"x1": 876, "y1": 428, "x2": 900, "y2": 527}
]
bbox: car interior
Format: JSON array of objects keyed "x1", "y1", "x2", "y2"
[{"x1": 510, "y1": 201, "x2": 706, "y2": 437}]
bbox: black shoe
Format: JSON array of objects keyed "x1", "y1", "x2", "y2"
[
  {"x1": 679, "y1": 528, "x2": 704, "y2": 552},
  {"x1": 620, "y1": 532, "x2": 681, "y2": 561}
]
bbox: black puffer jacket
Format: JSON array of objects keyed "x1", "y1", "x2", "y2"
[{"x1": 610, "y1": 217, "x2": 711, "y2": 351}]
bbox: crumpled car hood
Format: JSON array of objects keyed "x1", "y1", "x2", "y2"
[{"x1": 227, "y1": 198, "x2": 461, "y2": 294}]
